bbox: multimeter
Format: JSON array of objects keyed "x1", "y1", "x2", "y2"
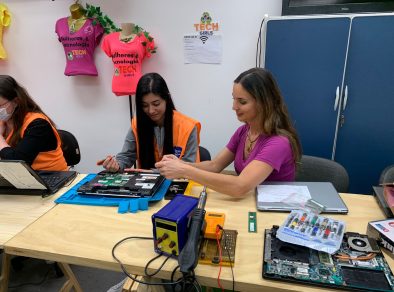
[{"x1": 204, "y1": 212, "x2": 225, "y2": 239}]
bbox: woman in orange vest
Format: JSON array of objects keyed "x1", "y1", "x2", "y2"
[
  {"x1": 99, "y1": 72, "x2": 201, "y2": 172},
  {"x1": 0, "y1": 75, "x2": 67, "y2": 171}
]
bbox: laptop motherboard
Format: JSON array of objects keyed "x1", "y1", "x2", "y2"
[{"x1": 263, "y1": 226, "x2": 394, "y2": 291}]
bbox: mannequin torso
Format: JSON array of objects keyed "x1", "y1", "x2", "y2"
[
  {"x1": 120, "y1": 23, "x2": 136, "y2": 43},
  {"x1": 68, "y1": 3, "x2": 86, "y2": 33}
]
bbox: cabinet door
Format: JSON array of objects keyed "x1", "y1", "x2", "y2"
[
  {"x1": 265, "y1": 17, "x2": 350, "y2": 158},
  {"x1": 335, "y1": 15, "x2": 394, "y2": 194}
]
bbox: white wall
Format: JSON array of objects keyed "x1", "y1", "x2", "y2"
[{"x1": 1, "y1": 0, "x2": 281, "y2": 173}]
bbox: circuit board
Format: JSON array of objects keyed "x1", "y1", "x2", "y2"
[
  {"x1": 198, "y1": 229, "x2": 237, "y2": 266},
  {"x1": 77, "y1": 171, "x2": 165, "y2": 198},
  {"x1": 263, "y1": 226, "x2": 394, "y2": 291}
]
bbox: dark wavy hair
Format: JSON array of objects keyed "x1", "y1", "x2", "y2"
[
  {"x1": 234, "y1": 68, "x2": 302, "y2": 164},
  {"x1": 0, "y1": 75, "x2": 53, "y2": 147},
  {"x1": 135, "y1": 73, "x2": 176, "y2": 169}
]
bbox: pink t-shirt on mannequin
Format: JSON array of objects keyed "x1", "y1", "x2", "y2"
[
  {"x1": 55, "y1": 17, "x2": 104, "y2": 76},
  {"x1": 101, "y1": 32, "x2": 154, "y2": 96}
]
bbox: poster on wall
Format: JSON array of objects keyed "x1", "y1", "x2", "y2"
[{"x1": 183, "y1": 12, "x2": 222, "y2": 64}]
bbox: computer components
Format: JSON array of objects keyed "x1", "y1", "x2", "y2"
[{"x1": 263, "y1": 226, "x2": 394, "y2": 291}]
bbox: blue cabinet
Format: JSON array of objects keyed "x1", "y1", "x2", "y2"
[
  {"x1": 265, "y1": 15, "x2": 394, "y2": 194},
  {"x1": 265, "y1": 17, "x2": 351, "y2": 159}
]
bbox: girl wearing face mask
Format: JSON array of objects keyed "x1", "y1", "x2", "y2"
[
  {"x1": 98, "y1": 72, "x2": 201, "y2": 172},
  {"x1": 0, "y1": 75, "x2": 67, "y2": 171}
]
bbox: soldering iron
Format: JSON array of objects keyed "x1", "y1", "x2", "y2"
[{"x1": 178, "y1": 186, "x2": 207, "y2": 273}]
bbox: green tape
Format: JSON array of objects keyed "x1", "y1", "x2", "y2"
[{"x1": 248, "y1": 211, "x2": 257, "y2": 233}]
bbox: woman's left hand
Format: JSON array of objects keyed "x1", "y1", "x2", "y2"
[{"x1": 155, "y1": 158, "x2": 186, "y2": 179}]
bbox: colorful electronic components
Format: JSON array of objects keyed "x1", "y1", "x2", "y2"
[{"x1": 281, "y1": 210, "x2": 345, "y2": 251}]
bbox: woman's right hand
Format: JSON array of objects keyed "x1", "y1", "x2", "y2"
[{"x1": 97, "y1": 155, "x2": 120, "y2": 172}]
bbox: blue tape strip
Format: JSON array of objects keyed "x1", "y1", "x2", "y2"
[
  {"x1": 129, "y1": 199, "x2": 139, "y2": 213},
  {"x1": 118, "y1": 201, "x2": 130, "y2": 214}
]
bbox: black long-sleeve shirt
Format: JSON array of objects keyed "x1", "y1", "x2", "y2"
[{"x1": 0, "y1": 119, "x2": 57, "y2": 165}]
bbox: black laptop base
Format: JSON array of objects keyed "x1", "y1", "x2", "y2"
[{"x1": 77, "y1": 171, "x2": 165, "y2": 198}]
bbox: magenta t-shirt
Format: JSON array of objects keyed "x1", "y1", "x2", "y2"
[
  {"x1": 226, "y1": 124, "x2": 295, "y2": 181},
  {"x1": 55, "y1": 17, "x2": 104, "y2": 76}
]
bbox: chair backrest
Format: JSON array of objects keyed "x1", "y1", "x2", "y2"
[
  {"x1": 295, "y1": 155, "x2": 349, "y2": 193},
  {"x1": 57, "y1": 129, "x2": 81, "y2": 167},
  {"x1": 199, "y1": 146, "x2": 211, "y2": 162},
  {"x1": 379, "y1": 164, "x2": 394, "y2": 184}
]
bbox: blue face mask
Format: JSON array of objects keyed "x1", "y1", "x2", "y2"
[{"x1": 0, "y1": 102, "x2": 15, "y2": 121}]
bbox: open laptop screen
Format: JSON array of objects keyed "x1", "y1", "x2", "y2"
[{"x1": 0, "y1": 160, "x2": 77, "y2": 196}]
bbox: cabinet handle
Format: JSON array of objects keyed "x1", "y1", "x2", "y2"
[
  {"x1": 343, "y1": 85, "x2": 348, "y2": 110},
  {"x1": 334, "y1": 86, "x2": 339, "y2": 111}
]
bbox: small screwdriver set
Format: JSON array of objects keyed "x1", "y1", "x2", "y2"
[{"x1": 277, "y1": 209, "x2": 346, "y2": 254}]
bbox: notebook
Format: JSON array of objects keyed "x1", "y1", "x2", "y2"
[
  {"x1": 0, "y1": 160, "x2": 77, "y2": 197},
  {"x1": 263, "y1": 226, "x2": 394, "y2": 292},
  {"x1": 77, "y1": 171, "x2": 165, "y2": 198},
  {"x1": 256, "y1": 181, "x2": 348, "y2": 214}
]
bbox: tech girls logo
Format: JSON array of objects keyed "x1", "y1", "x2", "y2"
[{"x1": 194, "y1": 12, "x2": 219, "y2": 44}]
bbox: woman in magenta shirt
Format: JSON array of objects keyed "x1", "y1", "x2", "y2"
[{"x1": 155, "y1": 68, "x2": 301, "y2": 198}]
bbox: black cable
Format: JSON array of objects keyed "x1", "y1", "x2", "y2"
[
  {"x1": 171, "y1": 265, "x2": 180, "y2": 283},
  {"x1": 144, "y1": 252, "x2": 174, "y2": 277},
  {"x1": 111, "y1": 236, "x2": 184, "y2": 286},
  {"x1": 255, "y1": 17, "x2": 266, "y2": 68}
]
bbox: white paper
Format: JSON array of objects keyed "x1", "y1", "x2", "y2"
[
  {"x1": 257, "y1": 185, "x2": 311, "y2": 204},
  {"x1": 0, "y1": 162, "x2": 46, "y2": 189},
  {"x1": 184, "y1": 33, "x2": 222, "y2": 64}
]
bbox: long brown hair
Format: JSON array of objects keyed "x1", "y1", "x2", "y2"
[
  {"x1": 234, "y1": 68, "x2": 302, "y2": 163},
  {"x1": 135, "y1": 73, "x2": 176, "y2": 169},
  {"x1": 0, "y1": 75, "x2": 54, "y2": 146}
]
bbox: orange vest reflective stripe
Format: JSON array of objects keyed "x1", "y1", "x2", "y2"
[
  {"x1": 131, "y1": 110, "x2": 201, "y2": 168},
  {"x1": 6, "y1": 112, "x2": 68, "y2": 171}
]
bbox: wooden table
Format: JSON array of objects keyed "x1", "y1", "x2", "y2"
[
  {"x1": 1, "y1": 185, "x2": 391, "y2": 292},
  {"x1": 0, "y1": 174, "x2": 85, "y2": 292}
]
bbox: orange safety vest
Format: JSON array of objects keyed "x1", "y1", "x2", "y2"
[
  {"x1": 6, "y1": 112, "x2": 68, "y2": 171},
  {"x1": 131, "y1": 110, "x2": 201, "y2": 168}
]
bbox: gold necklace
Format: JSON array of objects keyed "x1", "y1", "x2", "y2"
[{"x1": 246, "y1": 131, "x2": 260, "y2": 154}]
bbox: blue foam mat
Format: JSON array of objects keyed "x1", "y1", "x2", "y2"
[{"x1": 55, "y1": 174, "x2": 171, "y2": 213}]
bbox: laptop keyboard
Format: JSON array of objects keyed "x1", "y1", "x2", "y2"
[{"x1": 41, "y1": 175, "x2": 63, "y2": 188}]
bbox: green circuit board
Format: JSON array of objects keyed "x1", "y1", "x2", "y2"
[{"x1": 263, "y1": 226, "x2": 394, "y2": 291}]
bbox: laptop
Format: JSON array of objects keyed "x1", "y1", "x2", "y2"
[
  {"x1": 263, "y1": 226, "x2": 394, "y2": 292},
  {"x1": 373, "y1": 186, "x2": 394, "y2": 218},
  {"x1": 0, "y1": 160, "x2": 77, "y2": 197},
  {"x1": 77, "y1": 170, "x2": 165, "y2": 198},
  {"x1": 256, "y1": 181, "x2": 348, "y2": 214}
]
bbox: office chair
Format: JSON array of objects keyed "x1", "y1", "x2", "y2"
[
  {"x1": 199, "y1": 146, "x2": 211, "y2": 161},
  {"x1": 57, "y1": 129, "x2": 81, "y2": 167},
  {"x1": 379, "y1": 164, "x2": 394, "y2": 184},
  {"x1": 295, "y1": 155, "x2": 349, "y2": 193}
]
